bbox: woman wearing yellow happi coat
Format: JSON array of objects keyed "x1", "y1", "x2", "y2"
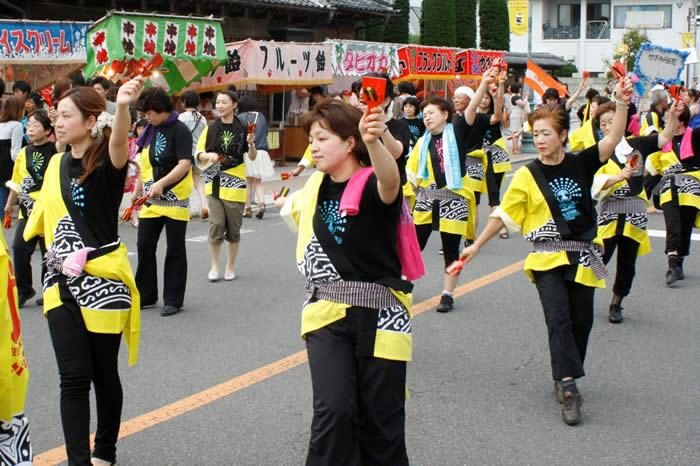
[
  {"x1": 24, "y1": 80, "x2": 143, "y2": 465},
  {"x1": 0, "y1": 229, "x2": 32, "y2": 465},
  {"x1": 461, "y1": 78, "x2": 634, "y2": 426},
  {"x1": 278, "y1": 99, "x2": 412, "y2": 464},
  {"x1": 589, "y1": 101, "x2": 678, "y2": 323},
  {"x1": 644, "y1": 104, "x2": 700, "y2": 286},
  {"x1": 406, "y1": 94, "x2": 479, "y2": 313}
]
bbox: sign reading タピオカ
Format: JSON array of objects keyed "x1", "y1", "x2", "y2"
[{"x1": 634, "y1": 43, "x2": 689, "y2": 85}]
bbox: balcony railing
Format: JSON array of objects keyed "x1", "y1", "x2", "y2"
[
  {"x1": 543, "y1": 24, "x2": 580, "y2": 40},
  {"x1": 586, "y1": 20, "x2": 610, "y2": 39}
]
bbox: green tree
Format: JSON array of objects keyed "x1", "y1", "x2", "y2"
[
  {"x1": 384, "y1": 0, "x2": 410, "y2": 43},
  {"x1": 421, "y1": 0, "x2": 456, "y2": 46},
  {"x1": 455, "y1": 0, "x2": 477, "y2": 49},
  {"x1": 479, "y1": 0, "x2": 510, "y2": 51},
  {"x1": 608, "y1": 28, "x2": 651, "y2": 73},
  {"x1": 356, "y1": 18, "x2": 385, "y2": 42}
]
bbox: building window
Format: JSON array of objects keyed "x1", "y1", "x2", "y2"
[
  {"x1": 614, "y1": 5, "x2": 672, "y2": 29},
  {"x1": 544, "y1": 3, "x2": 581, "y2": 39},
  {"x1": 586, "y1": 2, "x2": 611, "y2": 38}
]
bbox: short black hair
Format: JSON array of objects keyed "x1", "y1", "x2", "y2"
[
  {"x1": 135, "y1": 118, "x2": 149, "y2": 130},
  {"x1": 180, "y1": 90, "x2": 200, "y2": 109},
  {"x1": 238, "y1": 95, "x2": 257, "y2": 113},
  {"x1": 26, "y1": 92, "x2": 44, "y2": 107},
  {"x1": 68, "y1": 72, "x2": 86, "y2": 87},
  {"x1": 585, "y1": 88, "x2": 599, "y2": 100},
  {"x1": 510, "y1": 82, "x2": 522, "y2": 94},
  {"x1": 137, "y1": 87, "x2": 173, "y2": 113},
  {"x1": 309, "y1": 86, "x2": 324, "y2": 96},
  {"x1": 402, "y1": 96, "x2": 421, "y2": 114},
  {"x1": 398, "y1": 81, "x2": 415, "y2": 95},
  {"x1": 91, "y1": 76, "x2": 112, "y2": 91},
  {"x1": 12, "y1": 80, "x2": 31, "y2": 95}
]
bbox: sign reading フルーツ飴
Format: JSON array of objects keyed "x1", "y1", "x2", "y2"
[{"x1": 634, "y1": 43, "x2": 689, "y2": 85}]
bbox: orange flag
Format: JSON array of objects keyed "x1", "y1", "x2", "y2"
[{"x1": 524, "y1": 60, "x2": 568, "y2": 97}]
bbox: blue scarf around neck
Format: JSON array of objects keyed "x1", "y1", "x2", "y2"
[{"x1": 418, "y1": 123, "x2": 462, "y2": 190}]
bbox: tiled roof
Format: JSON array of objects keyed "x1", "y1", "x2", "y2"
[
  {"x1": 229, "y1": 0, "x2": 395, "y2": 14},
  {"x1": 505, "y1": 52, "x2": 569, "y2": 68},
  {"x1": 328, "y1": 0, "x2": 395, "y2": 13}
]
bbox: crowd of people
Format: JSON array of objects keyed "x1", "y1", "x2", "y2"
[{"x1": 0, "y1": 63, "x2": 698, "y2": 465}]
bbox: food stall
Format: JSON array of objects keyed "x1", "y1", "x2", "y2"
[
  {"x1": 0, "y1": 19, "x2": 90, "y2": 98},
  {"x1": 82, "y1": 11, "x2": 226, "y2": 94},
  {"x1": 327, "y1": 39, "x2": 403, "y2": 90},
  {"x1": 184, "y1": 39, "x2": 334, "y2": 160}
]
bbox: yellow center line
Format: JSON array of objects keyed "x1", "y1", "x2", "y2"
[{"x1": 33, "y1": 259, "x2": 524, "y2": 465}]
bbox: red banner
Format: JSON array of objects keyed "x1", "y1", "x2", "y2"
[
  {"x1": 459, "y1": 49, "x2": 505, "y2": 79},
  {"x1": 397, "y1": 46, "x2": 456, "y2": 81}
]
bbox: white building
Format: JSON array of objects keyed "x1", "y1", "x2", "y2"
[{"x1": 509, "y1": 0, "x2": 699, "y2": 74}]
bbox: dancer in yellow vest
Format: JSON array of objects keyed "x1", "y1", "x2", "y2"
[
  {"x1": 277, "y1": 99, "x2": 412, "y2": 465},
  {"x1": 4, "y1": 110, "x2": 58, "y2": 308},
  {"x1": 589, "y1": 101, "x2": 678, "y2": 323},
  {"x1": 645, "y1": 104, "x2": 700, "y2": 286},
  {"x1": 0, "y1": 228, "x2": 32, "y2": 465},
  {"x1": 461, "y1": 78, "x2": 633, "y2": 426},
  {"x1": 24, "y1": 78, "x2": 143, "y2": 465},
  {"x1": 195, "y1": 90, "x2": 256, "y2": 281},
  {"x1": 133, "y1": 87, "x2": 193, "y2": 317}
]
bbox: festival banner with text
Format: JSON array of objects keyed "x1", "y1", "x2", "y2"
[
  {"x1": 397, "y1": 46, "x2": 456, "y2": 81},
  {"x1": 508, "y1": 0, "x2": 528, "y2": 36},
  {"x1": 634, "y1": 43, "x2": 689, "y2": 85},
  {"x1": 329, "y1": 40, "x2": 401, "y2": 78}
]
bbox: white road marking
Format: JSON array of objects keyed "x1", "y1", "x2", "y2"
[{"x1": 647, "y1": 229, "x2": 700, "y2": 241}]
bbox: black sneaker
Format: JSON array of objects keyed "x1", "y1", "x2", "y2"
[
  {"x1": 161, "y1": 305, "x2": 181, "y2": 316},
  {"x1": 561, "y1": 390, "x2": 582, "y2": 425},
  {"x1": 18, "y1": 290, "x2": 36, "y2": 309},
  {"x1": 666, "y1": 255, "x2": 683, "y2": 286},
  {"x1": 36, "y1": 298, "x2": 43, "y2": 306},
  {"x1": 436, "y1": 294, "x2": 454, "y2": 313},
  {"x1": 608, "y1": 303, "x2": 623, "y2": 323}
]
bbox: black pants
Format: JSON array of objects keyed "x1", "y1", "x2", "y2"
[
  {"x1": 135, "y1": 216, "x2": 188, "y2": 307},
  {"x1": 415, "y1": 223, "x2": 462, "y2": 268},
  {"x1": 602, "y1": 234, "x2": 640, "y2": 298},
  {"x1": 663, "y1": 203, "x2": 698, "y2": 257},
  {"x1": 47, "y1": 295, "x2": 123, "y2": 465},
  {"x1": 485, "y1": 162, "x2": 504, "y2": 207},
  {"x1": 13, "y1": 217, "x2": 47, "y2": 299},
  {"x1": 305, "y1": 312, "x2": 408, "y2": 466},
  {"x1": 533, "y1": 267, "x2": 595, "y2": 381}
]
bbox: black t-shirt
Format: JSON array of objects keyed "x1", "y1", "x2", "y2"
[
  {"x1": 535, "y1": 145, "x2": 603, "y2": 240},
  {"x1": 26, "y1": 141, "x2": 57, "y2": 188},
  {"x1": 150, "y1": 120, "x2": 193, "y2": 181},
  {"x1": 316, "y1": 173, "x2": 402, "y2": 282},
  {"x1": 459, "y1": 112, "x2": 491, "y2": 155},
  {"x1": 401, "y1": 117, "x2": 426, "y2": 149},
  {"x1": 67, "y1": 152, "x2": 127, "y2": 246},
  {"x1": 483, "y1": 122, "x2": 502, "y2": 146},
  {"x1": 386, "y1": 118, "x2": 411, "y2": 185}
]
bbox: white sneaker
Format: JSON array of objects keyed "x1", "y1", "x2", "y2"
[
  {"x1": 224, "y1": 272, "x2": 236, "y2": 281},
  {"x1": 208, "y1": 271, "x2": 220, "y2": 282}
]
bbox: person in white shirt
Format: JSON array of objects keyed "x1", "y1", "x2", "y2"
[
  {"x1": 178, "y1": 91, "x2": 209, "y2": 219},
  {"x1": 0, "y1": 95, "x2": 26, "y2": 212}
]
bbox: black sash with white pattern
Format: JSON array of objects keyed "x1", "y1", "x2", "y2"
[
  {"x1": 533, "y1": 240, "x2": 608, "y2": 280},
  {"x1": 599, "y1": 196, "x2": 646, "y2": 215},
  {"x1": 305, "y1": 280, "x2": 402, "y2": 310},
  {"x1": 415, "y1": 187, "x2": 463, "y2": 202},
  {"x1": 147, "y1": 197, "x2": 189, "y2": 208}
]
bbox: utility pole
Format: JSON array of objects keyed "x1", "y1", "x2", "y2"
[{"x1": 521, "y1": 1, "x2": 536, "y2": 154}]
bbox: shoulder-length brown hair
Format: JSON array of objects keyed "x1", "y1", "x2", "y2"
[
  {"x1": 0, "y1": 95, "x2": 24, "y2": 123},
  {"x1": 60, "y1": 87, "x2": 108, "y2": 183},
  {"x1": 301, "y1": 98, "x2": 369, "y2": 166}
]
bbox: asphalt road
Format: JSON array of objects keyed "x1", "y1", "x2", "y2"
[{"x1": 13, "y1": 167, "x2": 700, "y2": 465}]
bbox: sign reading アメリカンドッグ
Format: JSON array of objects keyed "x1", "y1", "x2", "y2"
[{"x1": 634, "y1": 43, "x2": 689, "y2": 85}]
